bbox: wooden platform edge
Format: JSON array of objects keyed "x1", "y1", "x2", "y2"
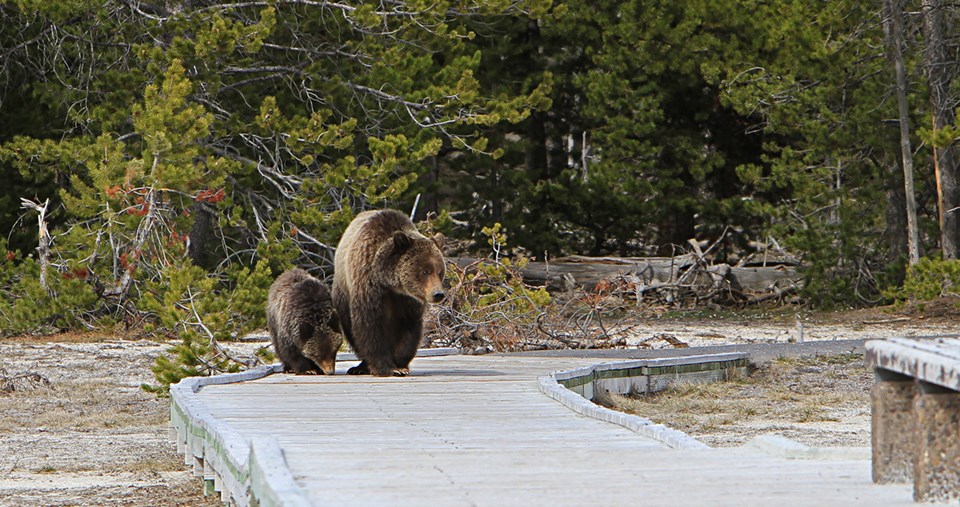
[
  {"x1": 170, "y1": 363, "x2": 312, "y2": 507},
  {"x1": 169, "y1": 347, "x2": 459, "y2": 506},
  {"x1": 866, "y1": 338, "x2": 960, "y2": 390},
  {"x1": 537, "y1": 353, "x2": 750, "y2": 450},
  {"x1": 249, "y1": 437, "x2": 312, "y2": 507}
]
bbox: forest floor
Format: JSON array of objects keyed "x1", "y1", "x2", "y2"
[{"x1": 1, "y1": 297, "x2": 958, "y2": 506}]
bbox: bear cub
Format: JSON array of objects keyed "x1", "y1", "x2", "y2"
[
  {"x1": 332, "y1": 209, "x2": 445, "y2": 377},
  {"x1": 266, "y1": 268, "x2": 343, "y2": 374}
]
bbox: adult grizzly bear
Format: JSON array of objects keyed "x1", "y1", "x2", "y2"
[
  {"x1": 266, "y1": 268, "x2": 342, "y2": 375},
  {"x1": 332, "y1": 209, "x2": 445, "y2": 377}
]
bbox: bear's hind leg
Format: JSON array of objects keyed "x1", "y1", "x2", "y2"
[
  {"x1": 364, "y1": 361, "x2": 409, "y2": 377},
  {"x1": 348, "y1": 308, "x2": 406, "y2": 376},
  {"x1": 346, "y1": 361, "x2": 406, "y2": 376}
]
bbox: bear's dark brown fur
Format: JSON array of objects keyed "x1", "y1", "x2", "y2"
[
  {"x1": 332, "y1": 209, "x2": 445, "y2": 377},
  {"x1": 266, "y1": 268, "x2": 342, "y2": 374}
]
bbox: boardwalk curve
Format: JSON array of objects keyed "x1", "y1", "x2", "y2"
[{"x1": 171, "y1": 351, "x2": 925, "y2": 506}]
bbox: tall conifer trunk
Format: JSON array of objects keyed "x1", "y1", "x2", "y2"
[
  {"x1": 883, "y1": 0, "x2": 921, "y2": 265},
  {"x1": 922, "y1": 0, "x2": 960, "y2": 258}
]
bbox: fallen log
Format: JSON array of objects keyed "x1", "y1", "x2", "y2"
[{"x1": 449, "y1": 256, "x2": 801, "y2": 294}]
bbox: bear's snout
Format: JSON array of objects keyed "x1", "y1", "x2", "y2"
[{"x1": 431, "y1": 290, "x2": 446, "y2": 303}]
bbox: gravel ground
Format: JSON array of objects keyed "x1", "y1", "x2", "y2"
[{"x1": 0, "y1": 336, "x2": 265, "y2": 507}]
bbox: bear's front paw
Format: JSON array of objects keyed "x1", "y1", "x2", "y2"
[
  {"x1": 347, "y1": 361, "x2": 369, "y2": 375},
  {"x1": 368, "y1": 366, "x2": 408, "y2": 377}
]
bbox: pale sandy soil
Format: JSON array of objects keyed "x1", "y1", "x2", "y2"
[{"x1": 0, "y1": 337, "x2": 265, "y2": 507}]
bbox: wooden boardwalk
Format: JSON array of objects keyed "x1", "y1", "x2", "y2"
[{"x1": 174, "y1": 353, "x2": 927, "y2": 506}]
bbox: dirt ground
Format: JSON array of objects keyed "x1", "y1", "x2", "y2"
[
  {"x1": 0, "y1": 298, "x2": 958, "y2": 506},
  {"x1": 0, "y1": 335, "x2": 265, "y2": 507},
  {"x1": 601, "y1": 353, "x2": 874, "y2": 447}
]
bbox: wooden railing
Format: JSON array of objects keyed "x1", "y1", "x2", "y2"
[{"x1": 866, "y1": 337, "x2": 960, "y2": 503}]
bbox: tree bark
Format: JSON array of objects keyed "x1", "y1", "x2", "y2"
[
  {"x1": 922, "y1": 0, "x2": 960, "y2": 259},
  {"x1": 188, "y1": 201, "x2": 215, "y2": 270},
  {"x1": 883, "y1": 0, "x2": 921, "y2": 265},
  {"x1": 885, "y1": 156, "x2": 909, "y2": 279},
  {"x1": 524, "y1": 20, "x2": 549, "y2": 183}
]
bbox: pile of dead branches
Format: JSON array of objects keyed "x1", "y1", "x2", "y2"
[
  {"x1": 450, "y1": 238, "x2": 803, "y2": 310},
  {"x1": 428, "y1": 237, "x2": 803, "y2": 353},
  {"x1": 424, "y1": 257, "x2": 548, "y2": 353},
  {"x1": 0, "y1": 367, "x2": 51, "y2": 395},
  {"x1": 424, "y1": 258, "x2": 683, "y2": 353}
]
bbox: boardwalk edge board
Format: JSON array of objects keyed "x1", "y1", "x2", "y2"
[
  {"x1": 171, "y1": 363, "x2": 311, "y2": 507},
  {"x1": 248, "y1": 437, "x2": 313, "y2": 507},
  {"x1": 169, "y1": 348, "x2": 460, "y2": 506},
  {"x1": 539, "y1": 353, "x2": 751, "y2": 450},
  {"x1": 866, "y1": 337, "x2": 960, "y2": 390}
]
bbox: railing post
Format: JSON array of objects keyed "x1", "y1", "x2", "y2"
[
  {"x1": 913, "y1": 380, "x2": 960, "y2": 503},
  {"x1": 871, "y1": 368, "x2": 916, "y2": 484}
]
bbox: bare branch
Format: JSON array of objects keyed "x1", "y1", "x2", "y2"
[{"x1": 19, "y1": 198, "x2": 51, "y2": 293}]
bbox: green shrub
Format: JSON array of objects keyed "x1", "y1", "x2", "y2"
[
  {"x1": 0, "y1": 247, "x2": 101, "y2": 336},
  {"x1": 139, "y1": 259, "x2": 274, "y2": 394},
  {"x1": 141, "y1": 334, "x2": 243, "y2": 396},
  {"x1": 886, "y1": 257, "x2": 960, "y2": 303}
]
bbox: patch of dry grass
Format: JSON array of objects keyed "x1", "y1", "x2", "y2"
[
  {"x1": 0, "y1": 332, "x2": 246, "y2": 507},
  {"x1": 2, "y1": 331, "x2": 116, "y2": 344},
  {"x1": 602, "y1": 353, "x2": 871, "y2": 447},
  {"x1": 115, "y1": 455, "x2": 189, "y2": 474},
  {"x1": 0, "y1": 379, "x2": 167, "y2": 431}
]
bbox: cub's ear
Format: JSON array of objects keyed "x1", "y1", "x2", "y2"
[
  {"x1": 392, "y1": 231, "x2": 413, "y2": 252},
  {"x1": 431, "y1": 233, "x2": 445, "y2": 250},
  {"x1": 327, "y1": 309, "x2": 341, "y2": 334}
]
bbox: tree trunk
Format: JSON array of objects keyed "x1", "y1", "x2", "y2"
[
  {"x1": 525, "y1": 110, "x2": 548, "y2": 181},
  {"x1": 524, "y1": 20, "x2": 549, "y2": 182},
  {"x1": 922, "y1": 0, "x2": 960, "y2": 259},
  {"x1": 885, "y1": 157, "x2": 909, "y2": 281},
  {"x1": 188, "y1": 201, "x2": 215, "y2": 270},
  {"x1": 491, "y1": 165, "x2": 503, "y2": 224},
  {"x1": 883, "y1": 0, "x2": 921, "y2": 265},
  {"x1": 658, "y1": 207, "x2": 696, "y2": 256},
  {"x1": 415, "y1": 155, "x2": 441, "y2": 219}
]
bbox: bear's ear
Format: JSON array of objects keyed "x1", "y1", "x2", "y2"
[
  {"x1": 392, "y1": 231, "x2": 413, "y2": 252},
  {"x1": 327, "y1": 309, "x2": 341, "y2": 333},
  {"x1": 431, "y1": 233, "x2": 445, "y2": 250}
]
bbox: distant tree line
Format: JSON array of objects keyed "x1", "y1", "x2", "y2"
[{"x1": 1, "y1": 0, "x2": 959, "y2": 338}]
